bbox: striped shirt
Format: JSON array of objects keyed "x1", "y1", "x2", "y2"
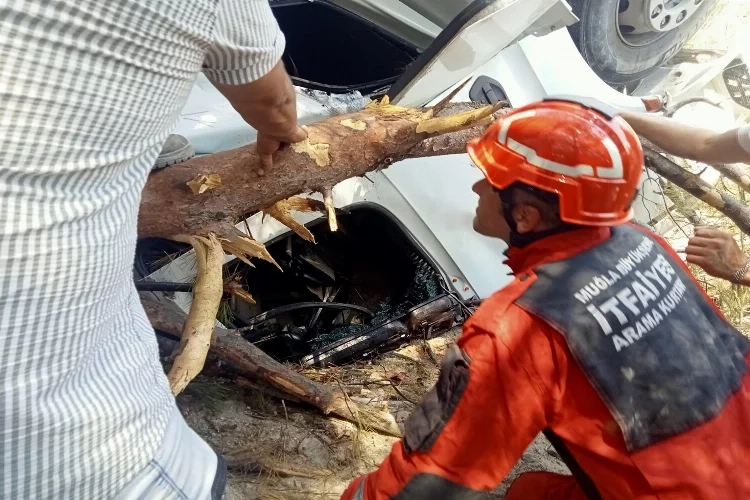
[{"x1": 0, "y1": 0, "x2": 284, "y2": 497}]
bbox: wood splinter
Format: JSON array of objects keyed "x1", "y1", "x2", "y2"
[
  {"x1": 167, "y1": 233, "x2": 224, "y2": 395},
  {"x1": 323, "y1": 187, "x2": 338, "y2": 232}
]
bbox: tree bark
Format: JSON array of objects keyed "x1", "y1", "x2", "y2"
[
  {"x1": 138, "y1": 101, "x2": 506, "y2": 241},
  {"x1": 643, "y1": 145, "x2": 750, "y2": 236}
]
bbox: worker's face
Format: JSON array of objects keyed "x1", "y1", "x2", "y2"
[{"x1": 472, "y1": 179, "x2": 511, "y2": 242}]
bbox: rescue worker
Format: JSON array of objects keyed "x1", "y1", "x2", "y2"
[{"x1": 341, "y1": 98, "x2": 750, "y2": 500}]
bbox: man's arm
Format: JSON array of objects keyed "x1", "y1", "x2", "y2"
[
  {"x1": 202, "y1": 0, "x2": 306, "y2": 170},
  {"x1": 341, "y1": 305, "x2": 558, "y2": 499},
  {"x1": 212, "y1": 63, "x2": 307, "y2": 171},
  {"x1": 620, "y1": 111, "x2": 750, "y2": 164}
]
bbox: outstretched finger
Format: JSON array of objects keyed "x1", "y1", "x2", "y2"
[
  {"x1": 258, "y1": 154, "x2": 272, "y2": 174},
  {"x1": 256, "y1": 136, "x2": 281, "y2": 172}
]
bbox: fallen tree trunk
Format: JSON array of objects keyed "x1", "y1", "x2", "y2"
[
  {"x1": 139, "y1": 97, "x2": 507, "y2": 393},
  {"x1": 142, "y1": 293, "x2": 401, "y2": 436},
  {"x1": 139, "y1": 100, "x2": 505, "y2": 240},
  {"x1": 643, "y1": 143, "x2": 750, "y2": 237}
]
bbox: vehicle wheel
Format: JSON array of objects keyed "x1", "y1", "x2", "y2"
[{"x1": 568, "y1": 0, "x2": 718, "y2": 86}]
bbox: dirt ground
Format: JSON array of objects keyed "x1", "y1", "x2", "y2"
[{"x1": 178, "y1": 328, "x2": 569, "y2": 499}]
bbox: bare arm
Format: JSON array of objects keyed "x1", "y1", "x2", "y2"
[
  {"x1": 202, "y1": 0, "x2": 306, "y2": 170},
  {"x1": 620, "y1": 111, "x2": 750, "y2": 164},
  {"x1": 212, "y1": 63, "x2": 307, "y2": 171}
]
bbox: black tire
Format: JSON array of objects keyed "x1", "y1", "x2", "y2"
[{"x1": 568, "y1": 0, "x2": 718, "y2": 86}]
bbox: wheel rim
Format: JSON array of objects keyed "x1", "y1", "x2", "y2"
[{"x1": 617, "y1": 0, "x2": 704, "y2": 46}]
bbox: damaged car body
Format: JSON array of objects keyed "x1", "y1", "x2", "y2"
[{"x1": 138, "y1": 205, "x2": 467, "y2": 367}]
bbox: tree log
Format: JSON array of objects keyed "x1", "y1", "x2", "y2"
[
  {"x1": 643, "y1": 145, "x2": 750, "y2": 236},
  {"x1": 141, "y1": 293, "x2": 401, "y2": 436},
  {"x1": 711, "y1": 163, "x2": 750, "y2": 194},
  {"x1": 138, "y1": 98, "x2": 507, "y2": 395},
  {"x1": 138, "y1": 100, "x2": 506, "y2": 241}
]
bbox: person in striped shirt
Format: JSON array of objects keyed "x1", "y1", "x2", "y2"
[{"x1": 0, "y1": 1, "x2": 304, "y2": 498}]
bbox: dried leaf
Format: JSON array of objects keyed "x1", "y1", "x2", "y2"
[{"x1": 226, "y1": 286, "x2": 256, "y2": 305}]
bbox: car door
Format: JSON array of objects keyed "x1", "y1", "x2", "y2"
[{"x1": 378, "y1": 0, "x2": 579, "y2": 298}]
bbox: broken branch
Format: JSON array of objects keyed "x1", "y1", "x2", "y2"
[
  {"x1": 323, "y1": 187, "x2": 337, "y2": 232},
  {"x1": 264, "y1": 197, "x2": 319, "y2": 243},
  {"x1": 167, "y1": 234, "x2": 224, "y2": 395},
  {"x1": 643, "y1": 144, "x2": 750, "y2": 237}
]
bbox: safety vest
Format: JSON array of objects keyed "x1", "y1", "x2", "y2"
[{"x1": 515, "y1": 225, "x2": 750, "y2": 451}]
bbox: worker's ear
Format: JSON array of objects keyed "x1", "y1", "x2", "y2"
[{"x1": 512, "y1": 204, "x2": 542, "y2": 234}]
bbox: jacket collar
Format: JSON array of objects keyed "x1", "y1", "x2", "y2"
[{"x1": 505, "y1": 226, "x2": 611, "y2": 273}]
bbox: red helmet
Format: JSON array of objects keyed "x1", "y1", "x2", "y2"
[{"x1": 466, "y1": 98, "x2": 643, "y2": 226}]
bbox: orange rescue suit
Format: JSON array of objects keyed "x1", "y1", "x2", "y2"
[{"x1": 341, "y1": 225, "x2": 750, "y2": 500}]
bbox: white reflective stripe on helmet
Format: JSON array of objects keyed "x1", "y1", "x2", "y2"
[
  {"x1": 507, "y1": 138, "x2": 595, "y2": 178},
  {"x1": 498, "y1": 109, "x2": 624, "y2": 180},
  {"x1": 597, "y1": 136, "x2": 624, "y2": 179}
]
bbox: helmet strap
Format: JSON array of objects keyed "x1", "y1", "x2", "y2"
[{"x1": 497, "y1": 186, "x2": 578, "y2": 249}]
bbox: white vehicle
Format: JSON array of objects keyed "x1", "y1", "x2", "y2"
[{"x1": 142, "y1": 0, "x2": 721, "y2": 366}]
